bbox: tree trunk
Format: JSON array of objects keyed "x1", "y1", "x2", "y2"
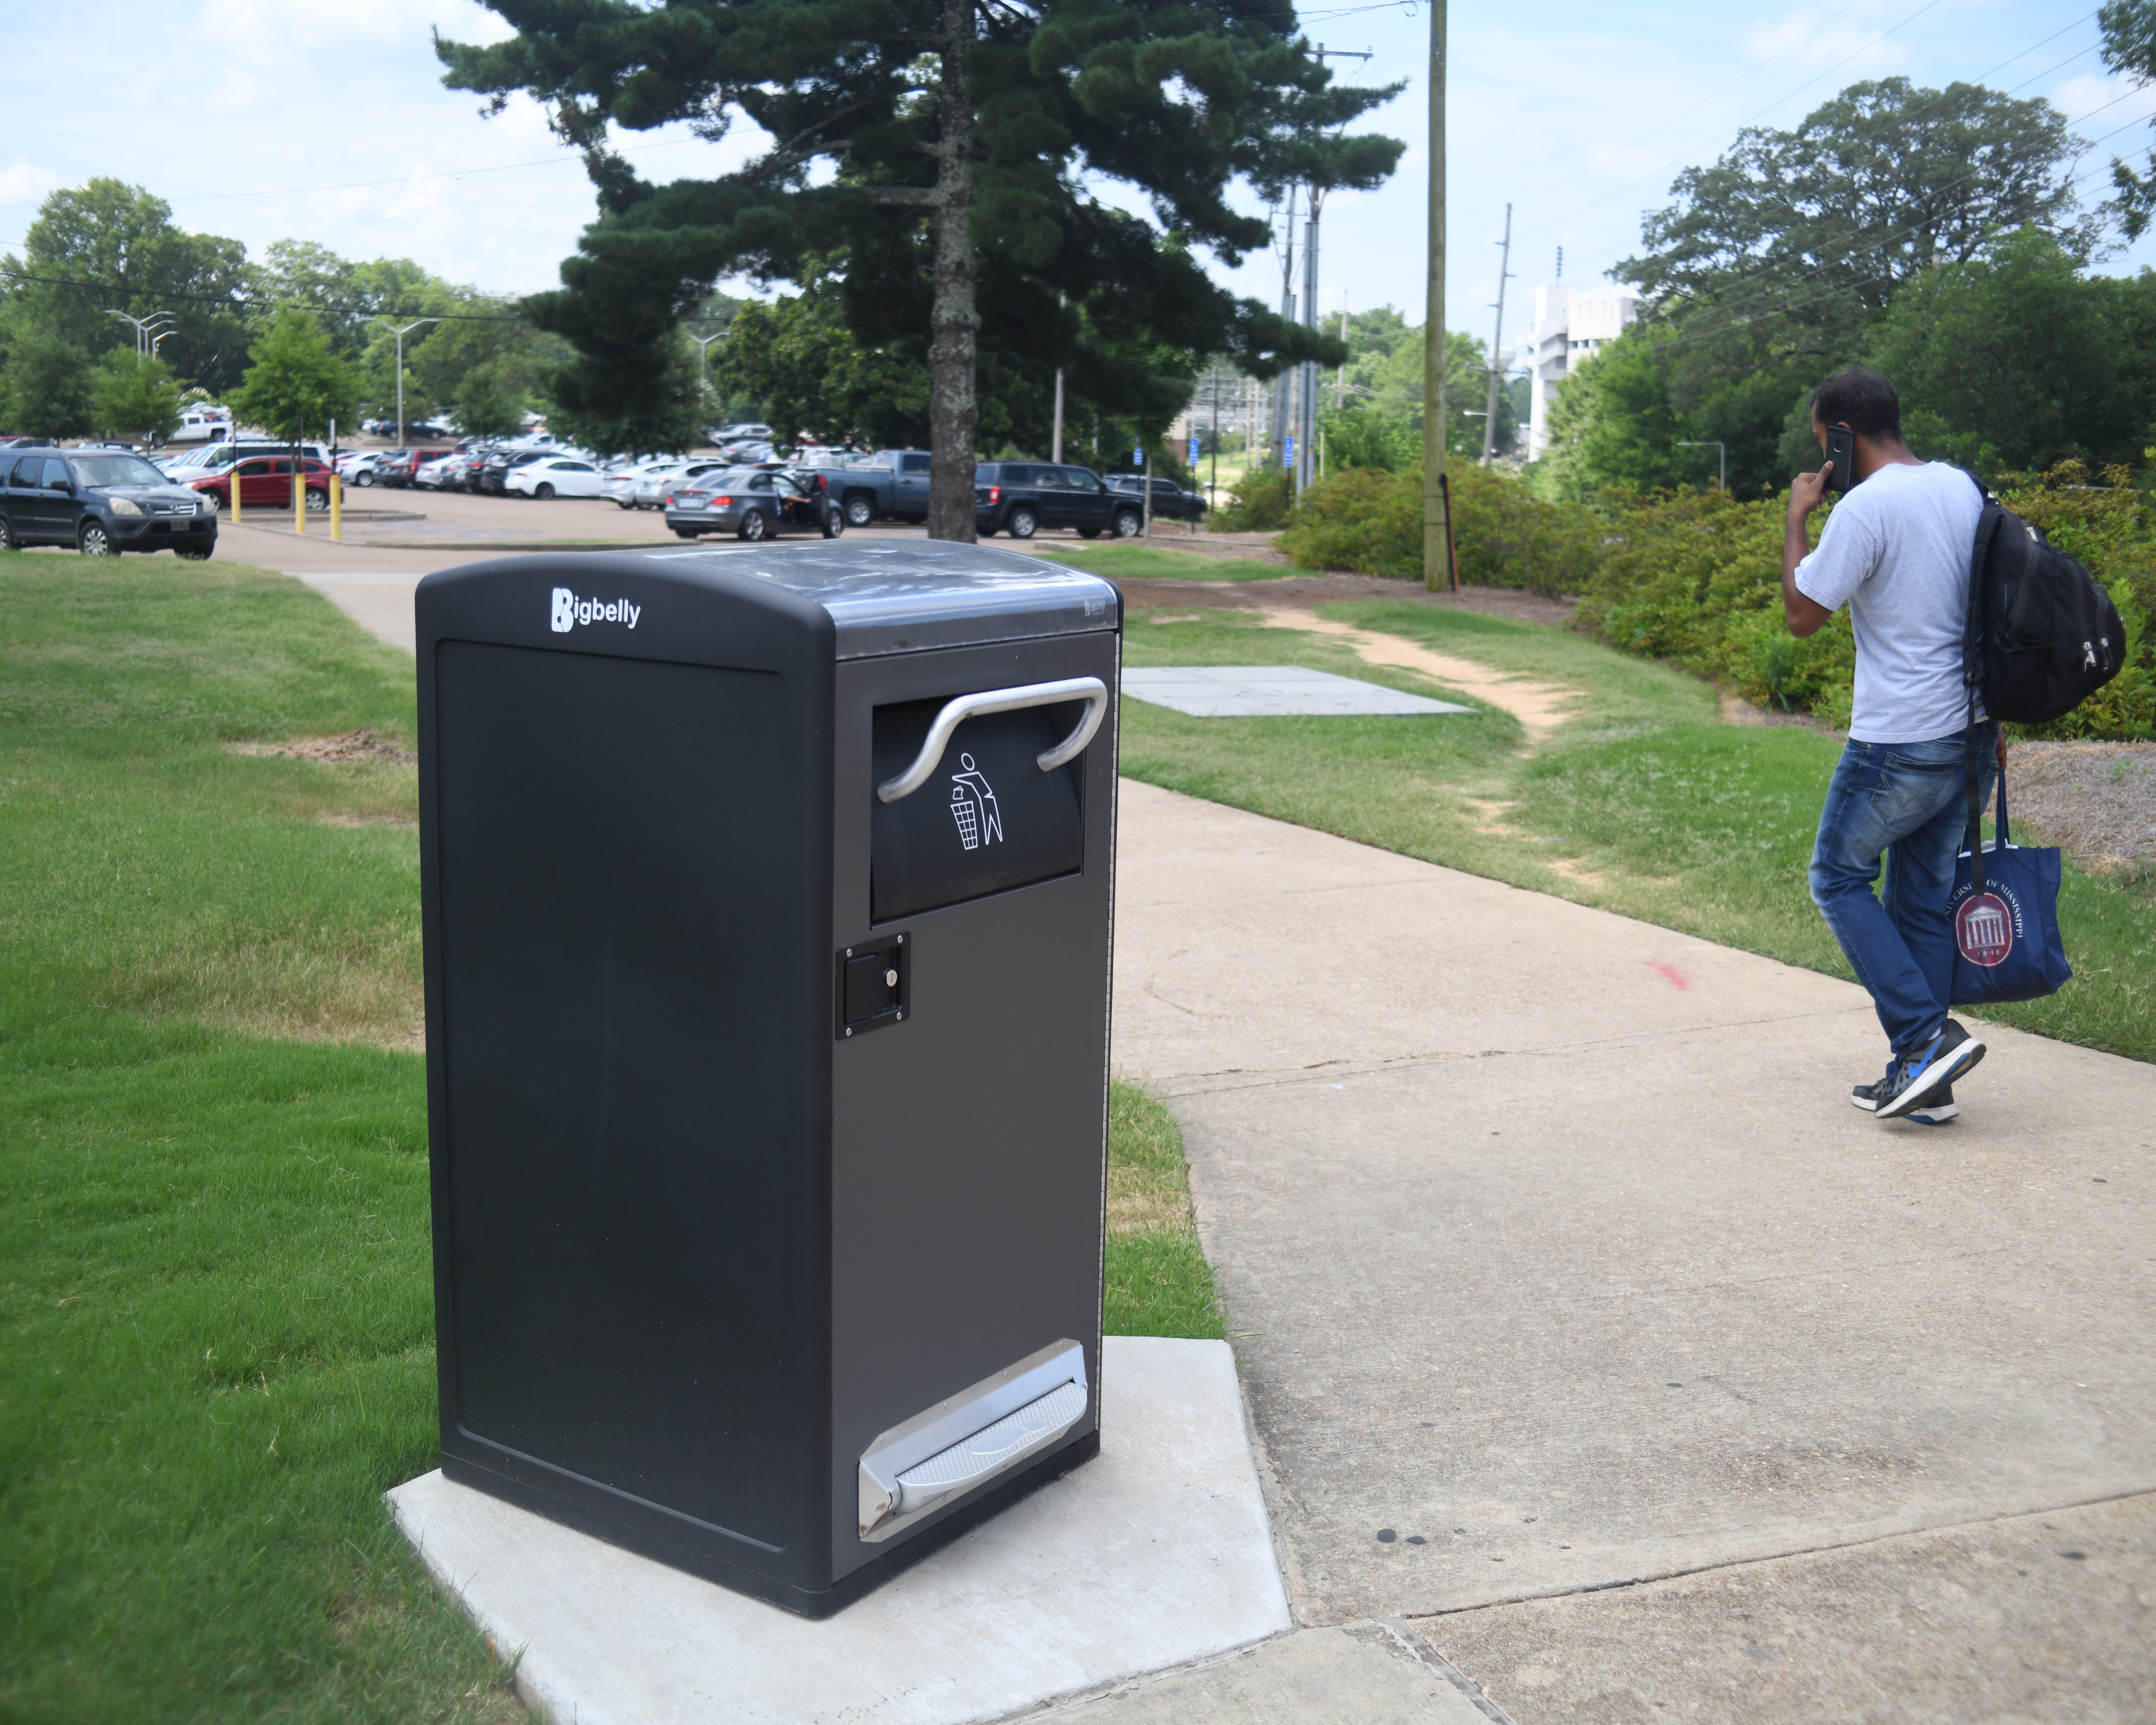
[{"x1": 926, "y1": 0, "x2": 979, "y2": 543}]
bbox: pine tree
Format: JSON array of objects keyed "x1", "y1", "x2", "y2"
[{"x1": 438, "y1": 0, "x2": 1401, "y2": 537}]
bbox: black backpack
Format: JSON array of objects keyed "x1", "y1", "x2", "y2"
[
  {"x1": 1958, "y1": 479, "x2": 2125, "y2": 891},
  {"x1": 1965, "y1": 483, "x2": 2125, "y2": 726}
]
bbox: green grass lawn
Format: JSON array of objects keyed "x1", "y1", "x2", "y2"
[
  {"x1": 1119, "y1": 595, "x2": 2155, "y2": 1065},
  {"x1": 0, "y1": 553, "x2": 1217, "y2": 1722},
  {"x1": 1023, "y1": 540, "x2": 1288, "y2": 582}
]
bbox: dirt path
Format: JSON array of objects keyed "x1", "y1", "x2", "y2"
[{"x1": 1258, "y1": 605, "x2": 1584, "y2": 742}]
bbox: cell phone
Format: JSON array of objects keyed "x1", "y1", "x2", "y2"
[{"x1": 1824, "y1": 424, "x2": 1855, "y2": 493}]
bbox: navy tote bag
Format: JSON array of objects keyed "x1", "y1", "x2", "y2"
[{"x1": 1947, "y1": 767, "x2": 2072, "y2": 1006}]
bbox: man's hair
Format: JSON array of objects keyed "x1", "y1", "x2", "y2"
[{"x1": 1810, "y1": 368, "x2": 1902, "y2": 439}]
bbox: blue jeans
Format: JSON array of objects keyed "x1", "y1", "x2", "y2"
[{"x1": 1809, "y1": 725, "x2": 1997, "y2": 1056}]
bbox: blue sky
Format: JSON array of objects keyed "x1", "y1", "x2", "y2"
[{"x1": 2, "y1": 0, "x2": 2150, "y2": 361}]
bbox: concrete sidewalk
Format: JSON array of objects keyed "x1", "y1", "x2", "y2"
[{"x1": 1108, "y1": 779, "x2": 2155, "y2": 1721}]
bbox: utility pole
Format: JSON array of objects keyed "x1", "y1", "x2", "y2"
[
  {"x1": 1480, "y1": 202, "x2": 1513, "y2": 467},
  {"x1": 1295, "y1": 45, "x2": 1371, "y2": 498},
  {"x1": 1422, "y1": 0, "x2": 1447, "y2": 589},
  {"x1": 1271, "y1": 190, "x2": 1297, "y2": 473},
  {"x1": 374, "y1": 317, "x2": 441, "y2": 445},
  {"x1": 1337, "y1": 296, "x2": 1348, "y2": 409},
  {"x1": 1298, "y1": 186, "x2": 1321, "y2": 494}
]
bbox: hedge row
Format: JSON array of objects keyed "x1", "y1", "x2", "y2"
[{"x1": 1268, "y1": 460, "x2": 2154, "y2": 740}]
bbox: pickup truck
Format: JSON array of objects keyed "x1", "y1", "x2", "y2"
[{"x1": 793, "y1": 449, "x2": 932, "y2": 527}]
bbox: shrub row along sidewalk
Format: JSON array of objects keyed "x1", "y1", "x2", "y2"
[{"x1": 1269, "y1": 459, "x2": 2154, "y2": 741}]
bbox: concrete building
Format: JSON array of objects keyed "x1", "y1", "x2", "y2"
[{"x1": 1525, "y1": 282, "x2": 1642, "y2": 458}]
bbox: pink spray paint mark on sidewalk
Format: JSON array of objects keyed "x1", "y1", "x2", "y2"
[{"x1": 1648, "y1": 962, "x2": 1691, "y2": 990}]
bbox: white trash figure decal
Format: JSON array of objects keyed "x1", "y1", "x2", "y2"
[{"x1": 949, "y1": 753, "x2": 1002, "y2": 851}]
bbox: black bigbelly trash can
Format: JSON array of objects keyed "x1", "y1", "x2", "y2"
[{"x1": 415, "y1": 541, "x2": 1121, "y2": 1618}]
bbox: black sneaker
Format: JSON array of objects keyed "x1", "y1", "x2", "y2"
[
  {"x1": 1875, "y1": 1020, "x2": 1986, "y2": 1120},
  {"x1": 1905, "y1": 1084, "x2": 1957, "y2": 1125},
  {"x1": 1850, "y1": 1060, "x2": 1896, "y2": 1112}
]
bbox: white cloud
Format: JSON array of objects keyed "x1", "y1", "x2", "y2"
[{"x1": 1742, "y1": 11, "x2": 1910, "y2": 76}]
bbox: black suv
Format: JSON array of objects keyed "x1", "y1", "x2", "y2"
[
  {"x1": 0, "y1": 447, "x2": 217, "y2": 558},
  {"x1": 1106, "y1": 474, "x2": 1208, "y2": 523},
  {"x1": 974, "y1": 461, "x2": 1143, "y2": 540}
]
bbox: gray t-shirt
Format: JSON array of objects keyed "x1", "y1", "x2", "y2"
[{"x1": 1795, "y1": 460, "x2": 1983, "y2": 743}]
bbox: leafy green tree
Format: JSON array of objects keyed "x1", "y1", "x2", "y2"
[
  {"x1": 1616, "y1": 78, "x2": 2094, "y2": 495},
  {"x1": 2100, "y1": 0, "x2": 2156, "y2": 237},
  {"x1": 1532, "y1": 330, "x2": 1688, "y2": 501},
  {"x1": 226, "y1": 311, "x2": 361, "y2": 441},
  {"x1": 1342, "y1": 320, "x2": 1511, "y2": 457},
  {"x1": 89, "y1": 352, "x2": 183, "y2": 444},
  {"x1": 0, "y1": 179, "x2": 252, "y2": 394},
  {"x1": 711, "y1": 275, "x2": 930, "y2": 448},
  {"x1": 543, "y1": 333, "x2": 708, "y2": 456},
  {"x1": 452, "y1": 357, "x2": 531, "y2": 440},
  {"x1": 436, "y1": 0, "x2": 1401, "y2": 537},
  {"x1": 0, "y1": 329, "x2": 94, "y2": 438},
  {"x1": 1862, "y1": 227, "x2": 2156, "y2": 474}
]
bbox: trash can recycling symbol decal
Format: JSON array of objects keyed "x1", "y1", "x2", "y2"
[{"x1": 949, "y1": 753, "x2": 1002, "y2": 851}]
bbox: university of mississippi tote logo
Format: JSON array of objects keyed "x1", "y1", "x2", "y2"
[{"x1": 1954, "y1": 891, "x2": 2014, "y2": 967}]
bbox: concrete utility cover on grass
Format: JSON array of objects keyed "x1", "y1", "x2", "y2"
[
  {"x1": 1122, "y1": 665, "x2": 1473, "y2": 718},
  {"x1": 388, "y1": 1337, "x2": 1288, "y2": 1725}
]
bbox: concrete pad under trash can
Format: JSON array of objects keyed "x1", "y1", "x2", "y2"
[
  {"x1": 1122, "y1": 665, "x2": 1472, "y2": 718},
  {"x1": 388, "y1": 1336, "x2": 1288, "y2": 1725}
]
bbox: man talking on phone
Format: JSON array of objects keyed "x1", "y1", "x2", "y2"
[{"x1": 1783, "y1": 366, "x2": 2002, "y2": 1123}]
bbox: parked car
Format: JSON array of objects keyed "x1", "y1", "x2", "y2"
[
  {"x1": 411, "y1": 453, "x2": 464, "y2": 490},
  {"x1": 190, "y1": 438, "x2": 332, "y2": 472},
  {"x1": 336, "y1": 450, "x2": 395, "y2": 485},
  {"x1": 602, "y1": 458, "x2": 686, "y2": 509},
  {"x1": 974, "y1": 461, "x2": 1139, "y2": 540},
  {"x1": 189, "y1": 456, "x2": 332, "y2": 514},
  {"x1": 663, "y1": 467, "x2": 841, "y2": 540},
  {"x1": 708, "y1": 422, "x2": 773, "y2": 444},
  {"x1": 793, "y1": 448, "x2": 933, "y2": 526},
  {"x1": 634, "y1": 459, "x2": 725, "y2": 508},
  {"x1": 166, "y1": 408, "x2": 233, "y2": 445},
  {"x1": 509, "y1": 456, "x2": 606, "y2": 499},
  {"x1": 1, "y1": 448, "x2": 218, "y2": 557},
  {"x1": 478, "y1": 449, "x2": 550, "y2": 495},
  {"x1": 1105, "y1": 474, "x2": 1208, "y2": 522}
]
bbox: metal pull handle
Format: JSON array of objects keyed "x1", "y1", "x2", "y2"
[{"x1": 876, "y1": 676, "x2": 1108, "y2": 804}]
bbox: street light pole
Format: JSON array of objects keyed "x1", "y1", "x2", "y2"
[
  {"x1": 691, "y1": 330, "x2": 726, "y2": 426},
  {"x1": 104, "y1": 308, "x2": 176, "y2": 359},
  {"x1": 374, "y1": 317, "x2": 441, "y2": 444},
  {"x1": 1677, "y1": 440, "x2": 1727, "y2": 492}
]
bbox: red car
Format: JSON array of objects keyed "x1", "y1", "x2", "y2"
[{"x1": 190, "y1": 456, "x2": 333, "y2": 514}]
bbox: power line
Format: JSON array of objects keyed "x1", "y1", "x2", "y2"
[{"x1": 0, "y1": 267, "x2": 528, "y2": 323}]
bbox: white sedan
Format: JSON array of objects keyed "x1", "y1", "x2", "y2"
[
  {"x1": 412, "y1": 455, "x2": 462, "y2": 490},
  {"x1": 635, "y1": 459, "x2": 725, "y2": 508},
  {"x1": 510, "y1": 456, "x2": 607, "y2": 500},
  {"x1": 602, "y1": 458, "x2": 688, "y2": 510}
]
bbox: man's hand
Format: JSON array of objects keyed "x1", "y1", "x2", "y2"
[
  {"x1": 1780, "y1": 463, "x2": 1836, "y2": 638},
  {"x1": 1789, "y1": 460, "x2": 1833, "y2": 524}
]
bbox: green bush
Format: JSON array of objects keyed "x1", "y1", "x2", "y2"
[
  {"x1": 1276, "y1": 460, "x2": 1601, "y2": 593},
  {"x1": 1214, "y1": 462, "x2": 1293, "y2": 530},
  {"x1": 1275, "y1": 456, "x2": 2154, "y2": 741}
]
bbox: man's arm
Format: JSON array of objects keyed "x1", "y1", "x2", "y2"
[{"x1": 1782, "y1": 462, "x2": 1836, "y2": 637}]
